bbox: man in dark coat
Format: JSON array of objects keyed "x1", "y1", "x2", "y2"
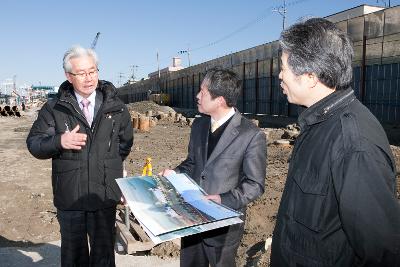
[
  {"x1": 162, "y1": 68, "x2": 267, "y2": 267},
  {"x1": 27, "y1": 45, "x2": 133, "y2": 267},
  {"x1": 270, "y1": 18, "x2": 400, "y2": 266}
]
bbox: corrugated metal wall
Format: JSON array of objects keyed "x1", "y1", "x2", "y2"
[{"x1": 118, "y1": 6, "x2": 400, "y2": 124}]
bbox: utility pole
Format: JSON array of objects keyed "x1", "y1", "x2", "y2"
[
  {"x1": 117, "y1": 72, "x2": 125, "y2": 87},
  {"x1": 376, "y1": 0, "x2": 391, "y2": 7},
  {"x1": 178, "y1": 45, "x2": 191, "y2": 67},
  {"x1": 157, "y1": 51, "x2": 160, "y2": 79},
  {"x1": 130, "y1": 65, "x2": 138, "y2": 81},
  {"x1": 272, "y1": 0, "x2": 287, "y2": 30},
  {"x1": 187, "y1": 45, "x2": 191, "y2": 67}
]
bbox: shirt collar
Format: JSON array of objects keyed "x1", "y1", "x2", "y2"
[
  {"x1": 74, "y1": 90, "x2": 96, "y2": 107},
  {"x1": 211, "y1": 107, "x2": 235, "y2": 126}
]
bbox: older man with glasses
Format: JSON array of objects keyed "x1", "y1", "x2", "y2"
[{"x1": 27, "y1": 45, "x2": 133, "y2": 266}]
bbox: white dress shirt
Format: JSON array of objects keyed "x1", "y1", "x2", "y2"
[{"x1": 74, "y1": 91, "x2": 96, "y2": 123}]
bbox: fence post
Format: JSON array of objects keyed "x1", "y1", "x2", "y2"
[
  {"x1": 192, "y1": 74, "x2": 195, "y2": 109},
  {"x1": 269, "y1": 58, "x2": 274, "y2": 115},
  {"x1": 255, "y1": 59, "x2": 259, "y2": 114},
  {"x1": 242, "y1": 62, "x2": 246, "y2": 112},
  {"x1": 181, "y1": 76, "x2": 184, "y2": 108},
  {"x1": 186, "y1": 75, "x2": 189, "y2": 108},
  {"x1": 360, "y1": 35, "x2": 367, "y2": 103}
]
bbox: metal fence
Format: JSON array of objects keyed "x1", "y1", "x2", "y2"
[{"x1": 118, "y1": 5, "x2": 400, "y2": 124}]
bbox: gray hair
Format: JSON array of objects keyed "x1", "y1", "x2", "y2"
[
  {"x1": 279, "y1": 18, "x2": 354, "y2": 90},
  {"x1": 202, "y1": 68, "x2": 241, "y2": 107},
  {"x1": 63, "y1": 45, "x2": 98, "y2": 72}
]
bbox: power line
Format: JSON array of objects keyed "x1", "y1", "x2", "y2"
[
  {"x1": 125, "y1": 0, "x2": 309, "y2": 78},
  {"x1": 191, "y1": 0, "x2": 309, "y2": 52}
]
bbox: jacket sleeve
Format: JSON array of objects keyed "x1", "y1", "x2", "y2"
[
  {"x1": 220, "y1": 130, "x2": 267, "y2": 210},
  {"x1": 26, "y1": 102, "x2": 63, "y2": 159},
  {"x1": 332, "y1": 150, "x2": 400, "y2": 266},
  {"x1": 118, "y1": 106, "x2": 133, "y2": 161},
  {"x1": 174, "y1": 119, "x2": 197, "y2": 177}
]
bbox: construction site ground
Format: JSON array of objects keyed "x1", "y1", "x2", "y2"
[{"x1": 0, "y1": 101, "x2": 399, "y2": 266}]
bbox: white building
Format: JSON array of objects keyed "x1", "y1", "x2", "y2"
[
  {"x1": 0, "y1": 79, "x2": 14, "y2": 95},
  {"x1": 326, "y1": 4, "x2": 385, "y2": 22},
  {"x1": 148, "y1": 57, "x2": 184, "y2": 79}
]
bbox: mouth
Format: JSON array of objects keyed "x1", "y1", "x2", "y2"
[{"x1": 280, "y1": 82, "x2": 286, "y2": 94}]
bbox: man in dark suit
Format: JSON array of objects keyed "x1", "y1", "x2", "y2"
[{"x1": 162, "y1": 68, "x2": 266, "y2": 267}]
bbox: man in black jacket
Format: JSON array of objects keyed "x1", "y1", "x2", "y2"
[
  {"x1": 270, "y1": 18, "x2": 400, "y2": 266},
  {"x1": 27, "y1": 45, "x2": 133, "y2": 267}
]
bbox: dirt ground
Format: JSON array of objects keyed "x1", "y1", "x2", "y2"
[{"x1": 0, "y1": 101, "x2": 399, "y2": 266}]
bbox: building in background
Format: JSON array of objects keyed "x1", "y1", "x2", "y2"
[
  {"x1": 326, "y1": 5, "x2": 385, "y2": 22},
  {"x1": 30, "y1": 85, "x2": 57, "y2": 100},
  {"x1": 148, "y1": 57, "x2": 184, "y2": 79}
]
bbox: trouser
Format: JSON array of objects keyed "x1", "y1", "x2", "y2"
[
  {"x1": 180, "y1": 234, "x2": 241, "y2": 267},
  {"x1": 57, "y1": 206, "x2": 117, "y2": 267}
]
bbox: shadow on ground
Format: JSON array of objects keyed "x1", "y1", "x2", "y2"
[
  {"x1": 0, "y1": 236, "x2": 60, "y2": 267},
  {"x1": 244, "y1": 240, "x2": 266, "y2": 267}
]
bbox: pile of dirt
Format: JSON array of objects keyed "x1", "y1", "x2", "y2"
[{"x1": 126, "y1": 101, "x2": 175, "y2": 115}]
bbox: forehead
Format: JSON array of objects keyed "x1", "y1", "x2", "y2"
[
  {"x1": 200, "y1": 82, "x2": 209, "y2": 92},
  {"x1": 69, "y1": 55, "x2": 96, "y2": 71}
]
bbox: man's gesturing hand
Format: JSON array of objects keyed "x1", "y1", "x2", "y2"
[{"x1": 61, "y1": 125, "x2": 87, "y2": 150}]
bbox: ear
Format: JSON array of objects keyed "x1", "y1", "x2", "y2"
[
  {"x1": 217, "y1": 96, "x2": 227, "y2": 107},
  {"x1": 65, "y1": 72, "x2": 73, "y2": 83},
  {"x1": 306, "y1": 73, "x2": 318, "y2": 88}
]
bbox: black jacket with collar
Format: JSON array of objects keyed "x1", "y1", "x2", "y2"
[
  {"x1": 271, "y1": 88, "x2": 400, "y2": 266},
  {"x1": 27, "y1": 80, "x2": 133, "y2": 211}
]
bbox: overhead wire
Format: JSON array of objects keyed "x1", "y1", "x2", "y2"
[
  {"x1": 191, "y1": 0, "x2": 309, "y2": 52},
  {"x1": 124, "y1": 0, "x2": 309, "y2": 80}
]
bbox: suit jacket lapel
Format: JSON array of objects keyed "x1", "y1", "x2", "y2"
[
  {"x1": 199, "y1": 117, "x2": 210, "y2": 168},
  {"x1": 205, "y1": 111, "x2": 241, "y2": 167}
]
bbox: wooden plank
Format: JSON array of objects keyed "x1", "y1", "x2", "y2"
[{"x1": 115, "y1": 210, "x2": 156, "y2": 254}]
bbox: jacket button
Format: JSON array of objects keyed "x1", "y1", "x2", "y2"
[{"x1": 201, "y1": 175, "x2": 205, "y2": 180}]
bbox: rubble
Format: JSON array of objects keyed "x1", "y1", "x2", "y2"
[
  {"x1": 281, "y1": 123, "x2": 300, "y2": 140},
  {"x1": 128, "y1": 102, "x2": 195, "y2": 131}
]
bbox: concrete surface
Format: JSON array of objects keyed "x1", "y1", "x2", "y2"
[{"x1": 0, "y1": 240, "x2": 179, "y2": 267}]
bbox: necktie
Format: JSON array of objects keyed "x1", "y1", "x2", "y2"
[
  {"x1": 211, "y1": 120, "x2": 219, "y2": 133},
  {"x1": 81, "y1": 98, "x2": 92, "y2": 125}
]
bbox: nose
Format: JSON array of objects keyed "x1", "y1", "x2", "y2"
[
  {"x1": 196, "y1": 91, "x2": 201, "y2": 100},
  {"x1": 278, "y1": 70, "x2": 283, "y2": 80},
  {"x1": 84, "y1": 74, "x2": 93, "y2": 81}
]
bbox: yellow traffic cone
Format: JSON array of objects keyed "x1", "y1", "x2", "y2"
[{"x1": 142, "y1": 157, "x2": 153, "y2": 176}]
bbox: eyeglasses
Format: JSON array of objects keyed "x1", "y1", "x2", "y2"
[{"x1": 68, "y1": 69, "x2": 99, "y2": 80}]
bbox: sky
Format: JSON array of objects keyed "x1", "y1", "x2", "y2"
[{"x1": 1, "y1": 0, "x2": 398, "y2": 89}]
